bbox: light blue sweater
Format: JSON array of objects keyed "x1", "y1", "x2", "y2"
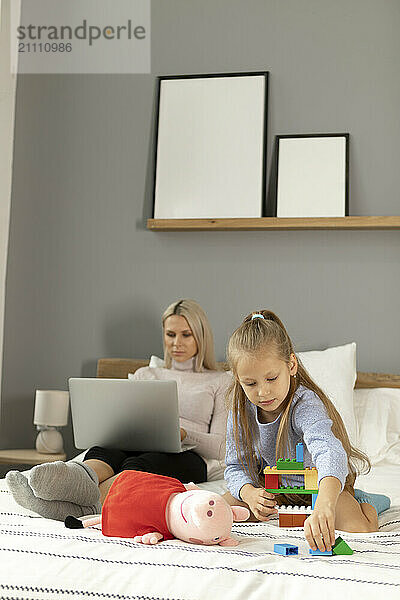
[{"x1": 225, "y1": 385, "x2": 349, "y2": 500}]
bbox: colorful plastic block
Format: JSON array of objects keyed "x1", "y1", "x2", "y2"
[
  {"x1": 292, "y1": 514, "x2": 307, "y2": 527},
  {"x1": 263, "y1": 466, "x2": 318, "y2": 476},
  {"x1": 274, "y1": 543, "x2": 298, "y2": 556},
  {"x1": 296, "y1": 443, "x2": 304, "y2": 462},
  {"x1": 276, "y1": 505, "x2": 312, "y2": 528},
  {"x1": 309, "y1": 548, "x2": 333, "y2": 556},
  {"x1": 311, "y1": 493, "x2": 318, "y2": 509},
  {"x1": 276, "y1": 459, "x2": 304, "y2": 470},
  {"x1": 263, "y1": 466, "x2": 279, "y2": 474},
  {"x1": 276, "y1": 504, "x2": 312, "y2": 514},
  {"x1": 265, "y1": 487, "x2": 318, "y2": 494},
  {"x1": 278, "y1": 514, "x2": 293, "y2": 527},
  {"x1": 304, "y1": 469, "x2": 318, "y2": 489},
  {"x1": 266, "y1": 469, "x2": 305, "y2": 474},
  {"x1": 265, "y1": 473, "x2": 279, "y2": 489},
  {"x1": 332, "y1": 536, "x2": 353, "y2": 555}
]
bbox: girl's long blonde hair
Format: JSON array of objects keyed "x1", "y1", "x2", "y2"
[
  {"x1": 226, "y1": 309, "x2": 370, "y2": 492},
  {"x1": 162, "y1": 299, "x2": 218, "y2": 372}
]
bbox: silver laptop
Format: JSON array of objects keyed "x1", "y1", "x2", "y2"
[{"x1": 69, "y1": 378, "x2": 185, "y2": 453}]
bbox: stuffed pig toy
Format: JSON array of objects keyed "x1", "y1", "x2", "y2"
[{"x1": 65, "y1": 470, "x2": 249, "y2": 546}]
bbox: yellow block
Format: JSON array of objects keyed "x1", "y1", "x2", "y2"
[
  {"x1": 305, "y1": 469, "x2": 318, "y2": 489},
  {"x1": 264, "y1": 466, "x2": 318, "y2": 478}
]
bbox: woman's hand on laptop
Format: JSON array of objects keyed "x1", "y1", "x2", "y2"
[{"x1": 180, "y1": 428, "x2": 187, "y2": 442}]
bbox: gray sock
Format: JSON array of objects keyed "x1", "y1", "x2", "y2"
[
  {"x1": 29, "y1": 461, "x2": 100, "y2": 505},
  {"x1": 6, "y1": 471, "x2": 101, "y2": 522}
]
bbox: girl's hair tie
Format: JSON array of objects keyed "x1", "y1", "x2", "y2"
[{"x1": 251, "y1": 313, "x2": 265, "y2": 320}]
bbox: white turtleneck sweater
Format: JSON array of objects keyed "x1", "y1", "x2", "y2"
[{"x1": 130, "y1": 356, "x2": 232, "y2": 479}]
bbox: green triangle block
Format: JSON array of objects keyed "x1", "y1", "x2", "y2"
[{"x1": 332, "y1": 536, "x2": 353, "y2": 555}]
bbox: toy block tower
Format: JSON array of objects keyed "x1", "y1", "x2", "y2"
[{"x1": 263, "y1": 443, "x2": 318, "y2": 527}]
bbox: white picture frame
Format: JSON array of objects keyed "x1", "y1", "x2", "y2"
[
  {"x1": 276, "y1": 134, "x2": 349, "y2": 218},
  {"x1": 153, "y1": 72, "x2": 269, "y2": 219}
]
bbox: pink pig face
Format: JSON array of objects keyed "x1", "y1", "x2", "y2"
[{"x1": 169, "y1": 490, "x2": 234, "y2": 545}]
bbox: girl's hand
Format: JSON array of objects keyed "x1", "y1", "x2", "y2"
[
  {"x1": 240, "y1": 484, "x2": 278, "y2": 521},
  {"x1": 304, "y1": 504, "x2": 336, "y2": 552}
]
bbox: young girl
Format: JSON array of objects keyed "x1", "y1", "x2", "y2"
[{"x1": 224, "y1": 310, "x2": 390, "y2": 552}]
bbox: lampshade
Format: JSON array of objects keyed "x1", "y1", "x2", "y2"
[{"x1": 33, "y1": 390, "x2": 69, "y2": 427}]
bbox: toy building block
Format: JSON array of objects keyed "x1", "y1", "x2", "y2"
[
  {"x1": 265, "y1": 473, "x2": 279, "y2": 489},
  {"x1": 276, "y1": 459, "x2": 304, "y2": 470},
  {"x1": 292, "y1": 514, "x2": 307, "y2": 527},
  {"x1": 296, "y1": 443, "x2": 304, "y2": 462},
  {"x1": 277, "y1": 505, "x2": 312, "y2": 528},
  {"x1": 309, "y1": 548, "x2": 333, "y2": 556},
  {"x1": 304, "y1": 468, "x2": 318, "y2": 490},
  {"x1": 267, "y1": 469, "x2": 307, "y2": 475},
  {"x1": 274, "y1": 543, "x2": 298, "y2": 556},
  {"x1": 311, "y1": 493, "x2": 318, "y2": 509},
  {"x1": 332, "y1": 536, "x2": 353, "y2": 555},
  {"x1": 263, "y1": 466, "x2": 318, "y2": 476},
  {"x1": 265, "y1": 486, "x2": 318, "y2": 494},
  {"x1": 277, "y1": 505, "x2": 312, "y2": 515},
  {"x1": 279, "y1": 514, "x2": 293, "y2": 527},
  {"x1": 263, "y1": 466, "x2": 278, "y2": 473}
]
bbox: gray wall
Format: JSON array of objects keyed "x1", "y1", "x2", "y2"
[{"x1": 1, "y1": 0, "x2": 400, "y2": 459}]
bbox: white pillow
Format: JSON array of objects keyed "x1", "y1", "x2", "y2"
[
  {"x1": 297, "y1": 342, "x2": 358, "y2": 447},
  {"x1": 354, "y1": 387, "x2": 400, "y2": 465}
]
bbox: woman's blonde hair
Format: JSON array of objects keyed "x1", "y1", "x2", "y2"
[
  {"x1": 226, "y1": 309, "x2": 370, "y2": 492},
  {"x1": 162, "y1": 299, "x2": 218, "y2": 372}
]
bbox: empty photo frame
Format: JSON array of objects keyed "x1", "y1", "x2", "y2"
[
  {"x1": 153, "y1": 72, "x2": 269, "y2": 219},
  {"x1": 276, "y1": 134, "x2": 349, "y2": 218}
]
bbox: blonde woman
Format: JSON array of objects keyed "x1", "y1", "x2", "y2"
[
  {"x1": 223, "y1": 310, "x2": 390, "y2": 553},
  {"x1": 7, "y1": 299, "x2": 232, "y2": 521}
]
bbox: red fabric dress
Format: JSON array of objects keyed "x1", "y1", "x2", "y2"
[{"x1": 101, "y1": 470, "x2": 186, "y2": 540}]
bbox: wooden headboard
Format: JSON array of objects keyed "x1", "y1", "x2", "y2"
[{"x1": 96, "y1": 358, "x2": 400, "y2": 389}]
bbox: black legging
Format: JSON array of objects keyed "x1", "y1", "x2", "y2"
[{"x1": 84, "y1": 446, "x2": 207, "y2": 483}]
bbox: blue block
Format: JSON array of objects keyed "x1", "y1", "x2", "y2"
[
  {"x1": 309, "y1": 548, "x2": 333, "y2": 556},
  {"x1": 311, "y1": 493, "x2": 318, "y2": 509},
  {"x1": 274, "y1": 543, "x2": 298, "y2": 556},
  {"x1": 296, "y1": 443, "x2": 304, "y2": 462}
]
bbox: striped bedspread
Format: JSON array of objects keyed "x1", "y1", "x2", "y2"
[{"x1": 0, "y1": 480, "x2": 399, "y2": 600}]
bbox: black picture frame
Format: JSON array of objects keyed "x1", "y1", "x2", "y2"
[
  {"x1": 274, "y1": 133, "x2": 349, "y2": 218},
  {"x1": 152, "y1": 71, "x2": 269, "y2": 219}
]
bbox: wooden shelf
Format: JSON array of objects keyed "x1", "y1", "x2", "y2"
[{"x1": 147, "y1": 216, "x2": 400, "y2": 231}]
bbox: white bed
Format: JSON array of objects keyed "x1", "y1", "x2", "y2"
[
  {"x1": 0, "y1": 462, "x2": 399, "y2": 599},
  {"x1": 1, "y1": 358, "x2": 399, "y2": 599}
]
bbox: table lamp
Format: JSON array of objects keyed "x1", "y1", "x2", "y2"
[{"x1": 33, "y1": 390, "x2": 69, "y2": 454}]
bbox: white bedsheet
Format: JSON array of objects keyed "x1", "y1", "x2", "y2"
[
  {"x1": 0, "y1": 462, "x2": 399, "y2": 600},
  {"x1": 2, "y1": 387, "x2": 400, "y2": 598}
]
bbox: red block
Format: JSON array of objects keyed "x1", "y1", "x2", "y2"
[{"x1": 265, "y1": 474, "x2": 279, "y2": 489}]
